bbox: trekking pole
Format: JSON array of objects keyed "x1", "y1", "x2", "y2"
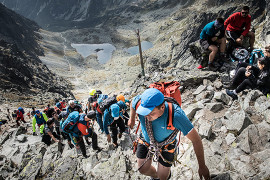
[{"x1": 135, "y1": 29, "x2": 145, "y2": 76}]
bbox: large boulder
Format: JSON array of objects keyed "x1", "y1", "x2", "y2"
[{"x1": 223, "y1": 110, "x2": 252, "y2": 134}]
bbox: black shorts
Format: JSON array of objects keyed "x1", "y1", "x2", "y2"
[
  {"x1": 226, "y1": 30, "x2": 242, "y2": 42},
  {"x1": 200, "y1": 39, "x2": 218, "y2": 51},
  {"x1": 136, "y1": 139, "x2": 176, "y2": 167}
]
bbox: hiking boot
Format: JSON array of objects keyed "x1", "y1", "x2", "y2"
[
  {"x1": 83, "y1": 154, "x2": 89, "y2": 158},
  {"x1": 68, "y1": 143, "x2": 74, "y2": 149},
  {"x1": 113, "y1": 143, "x2": 118, "y2": 149},
  {"x1": 197, "y1": 65, "x2": 205, "y2": 69},
  {"x1": 118, "y1": 133, "x2": 122, "y2": 139},
  {"x1": 226, "y1": 89, "x2": 238, "y2": 100},
  {"x1": 208, "y1": 63, "x2": 217, "y2": 71},
  {"x1": 93, "y1": 147, "x2": 102, "y2": 152}
]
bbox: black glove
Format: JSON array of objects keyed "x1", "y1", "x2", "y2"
[{"x1": 33, "y1": 132, "x2": 37, "y2": 136}]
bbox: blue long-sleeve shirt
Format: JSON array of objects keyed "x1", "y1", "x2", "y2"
[{"x1": 200, "y1": 21, "x2": 225, "y2": 40}]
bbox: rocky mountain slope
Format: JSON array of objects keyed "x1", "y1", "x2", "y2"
[
  {"x1": 0, "y1": 3, "x2": 74, "y2": 105},
  {"x1": 0, "y1": 0, "x2": 270, "y2": 180}
]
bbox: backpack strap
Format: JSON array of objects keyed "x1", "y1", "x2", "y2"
[{"x1": 166, "y1": 102, "x2": 175, "y2": 130}]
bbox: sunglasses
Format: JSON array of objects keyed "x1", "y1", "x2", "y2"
[{"x1": 242, "y1": 11, "x2": 249, "y2": 15}]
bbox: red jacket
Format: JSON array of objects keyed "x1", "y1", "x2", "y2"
[{"x1": 224, "y1": 12, "x2": 251, "y2": 36}]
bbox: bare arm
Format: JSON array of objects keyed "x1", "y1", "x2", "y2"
[
  {"x1": 128, "y1": 102, "x2": 136, "y2": 129},
  {"x1": 186, "y1": 128, "x2": 210, "y2": 180},
  {"x1": 48, "y1": 131, "x2": 59, "y2": 143}
]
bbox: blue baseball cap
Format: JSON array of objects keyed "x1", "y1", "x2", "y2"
[
  {"x1": 35, "y1": 110, "x2": 40, "y2": 114},
  {"x1": 110, "y1": 104, "x2": 120, "y2": 118},
  {"x1": 136, "y1": 88, "x2": 164, "y2": 116}
]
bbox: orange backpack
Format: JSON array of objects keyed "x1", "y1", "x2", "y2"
[{"x1": 135, "y1": 81, "x2": 182, "y2": 133}]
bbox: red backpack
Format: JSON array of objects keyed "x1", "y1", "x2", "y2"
[{"x1": 135, "y1": 81, "x2": 182, "y2": 133}]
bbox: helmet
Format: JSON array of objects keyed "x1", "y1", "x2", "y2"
[
  {"x1": 116, "y1": 94, "x2": 125, "y2": 102},
  {"x1": 87, "y1": 110, "x2": 96, "y2": 119},
  {"x1": 89, "y1": 89, "x2": 97, "y2": 96}
]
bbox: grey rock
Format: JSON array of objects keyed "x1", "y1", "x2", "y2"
[
  {"x1": 206, "y1": 102, "x2": 224, "y2": 113},
  {"x1": 193, "y1": 85, "x2": 207, "y2": 96},
  {"x1": 263, "y1": 109, "x2": 270, "y2": 123},
  {"x1": 198, "y1": 121, "x2": 212, "y2": 139},
  {"x1": 211, "y1": 173, "x2": 232, "y2": 180},
  {"x1": 213, "y1": 81, "x2": 223, "y2": 90},
  {"x1": 214, "y1": 92, "x2": 230, "y2": 105},
  {"x1": 254, "y1": 96, "x2": 270, "y2": 113},
  {"x1": 225, "y1": 133, "x2": 236, "y2": 145},
  {"x1": 183, "y1": 103, "x2": 203, "y2": 120},
  {"x1": 222, "y1": 110, "x2": 252, "y2": 134},
  {"x1": 16, "y1": 135, "x2": 27, "y2": 143},
  {"x1": 237, "y1": 124, "x2": 262, "y2": 154},
  {"x1": 196, "y1": 90, "x2": 214, "y2": 101},
  {"x1": 19, "y1": 153, "x2": 44, "y2": 179}
]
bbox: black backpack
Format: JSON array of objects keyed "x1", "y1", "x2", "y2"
[
  {"x1": 99, "y1": 97, "x2": 118, "y2": 113},
  {"x1": 230, "y1": 47, "x2": 250, "y2": 62}
]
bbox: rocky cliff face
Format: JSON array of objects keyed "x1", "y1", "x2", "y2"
[{"x1": 0, "y1": 3, "x2": 74, "y2": 103}]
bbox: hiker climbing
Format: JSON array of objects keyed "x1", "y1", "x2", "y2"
[
  {"x1": 86, "y1": 89, "x2": 101, "y2": 112},
  {"x1": 128, "y1": 88, "x2": 210, "y2": 180},
  {"x1": 32, "y1": 110, "x2": 48, "y2": 136},
  {"x1": 116, "y1": 94, "x2": 130, "y2": 126},
  {"x1": 67, "y1": 100, "x2": 82, "y2": 114},
  {"x1": 16, "y1": 107, "x2": 27, "y2": 126},
  {"x1": 198, "y1": 17, "x2": 226, "y2": 70},
  {"x1": 77, "y1": 111, "x2": 102, "y2": 152},
  {"x1": 42, "y1": 118, "x2": 60, "y2": 146},
  {"x1": 103, "y1": 103, "x2": 126, "y2": 148},
  {"x1": 225, "y1": 6, "x2": 255, "y2": 51},
  {"x1": 58, "y1": 111, "x2": 74, "y2": 149}
]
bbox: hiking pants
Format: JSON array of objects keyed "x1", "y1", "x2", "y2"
[
  {"x1": 42, "y1": 132, "x2": 60, "y2": 146},
  {"x1": 96, "y1": 111, "x2": 103, "y2": 132},
  {"x1": 232, "y1": 67, "x2": 255, "y2": 93},
  {"x1": 122, "y1": 111, "x2": 130, "y2": 126},
  {"x1": 16, "y1": 117, "x2": 26, "y2": 126},
  {"x1": 109, "y1": 118, "x2": 125, "y2": 144},
  {"x1": 85, "y1": 131, "x2": 99, "y2": 150},
  {"x1": 74, "y1": 136, "x2": 87, "y2": 156}
]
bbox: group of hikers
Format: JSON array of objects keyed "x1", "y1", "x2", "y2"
[
  {"x1": 9, "y1": 85, "x2": 210, "y2": 180},
  {"x1": 2, "y1": 5, "x2": 270, "y2": 180},
  {"x1": 198, "y1": 5, "x2": 270, "y2": 99}
]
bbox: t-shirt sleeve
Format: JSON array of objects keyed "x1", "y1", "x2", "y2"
[
  {"x1": 173, "y1": 105, "x2": 194, "y2": 136},
  {"x1": 131, "y1": 95, "x2": 141, "y2": 110}
]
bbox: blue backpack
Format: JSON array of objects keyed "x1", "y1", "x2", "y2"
[
  {"x1": 97, "y1": 94, "x2": 108, "y2": 104},
  {"x1": 60, "y1": 111, "x2": 80, "y2": 134},
  {"x1": 249, "y1": 49, "x2": 264, "y2": 65},
  {"x1": 18, "y1": 107, "x2": 25, "y2": 114}
]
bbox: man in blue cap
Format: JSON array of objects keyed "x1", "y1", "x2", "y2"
[
  {"x1": 128, "y1": 88, "x2": 210, "y2": 180},
  {"x1": 103, "y1": 103, "x2": 126, "y2": 148},
  {"x1": 198, "y1": 17, "x2": 226, "y2": 70}
]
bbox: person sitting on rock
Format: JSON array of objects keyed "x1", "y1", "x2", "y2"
[
  {"x1": 225, "y1": 6, "x2": 255, "y2": 51},
  {"x1": 226, "y1": 57, "x2": 270, "y2": 100},
  {"x1": 103, "y1": 103, "x2": 126, "y2": 148},
  {"x1": 67, "y1": 100, "x2": 82, "y2": 114},
  {"x1": 32, "y1": 110, "x2": 48, "y2": 136},
  {"x1": 16, "y1": 107, "x2": 27, "y2": 126},
  {"x1": 128, "y1": 88, "x2": 210, "y2": 180},
  {"x1": 198, "y1": 17, "x2": 226, "y2": 70},
  {"x1": 42, "y1": 118, "x2": 60, "y2": 146}
]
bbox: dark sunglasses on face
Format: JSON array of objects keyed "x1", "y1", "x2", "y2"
[{"x1": 242, "y1": 11, "x2": 248, "y2": 15}]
